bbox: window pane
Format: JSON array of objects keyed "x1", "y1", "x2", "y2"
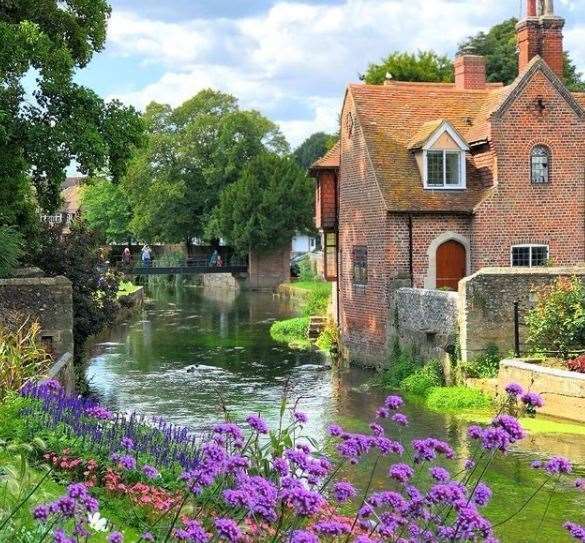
[
  {"x1": 445, "y1": 152, "x2": 461, "y2": 186},
  {"x1": 531, "y1": 146, "x2": 550, "y2": 183},
  {"x1": 427, "y1": 151, "x2": 444, "y2": 186},
  {"x1": 352, "y1": 246, "x2": 368, "y2": 286},
  {"x1": 531, "y1": 246, "x2": 549, "y2": 266},
  {"x1": 512, "y1": 247, "x2": 530, "y2": 267}
]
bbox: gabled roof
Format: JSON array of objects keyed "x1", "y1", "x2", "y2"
[
  {"x1": 407, "y1": 120, "x2": 469, "y2": 151},
  {"x1": 345, "y1": 56, "x2": 584, "y2": 214},
  {"x1": 309, "y1": 141, "x2": 340, "y2": 174}
]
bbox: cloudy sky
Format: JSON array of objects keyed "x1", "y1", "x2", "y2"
[{"x1": 76, "y1": 0, "x2": 585, "y2": 148}]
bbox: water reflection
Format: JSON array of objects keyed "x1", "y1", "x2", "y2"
[{"x1": 86, "y1": 286, "x2": 585, "y2": 541}]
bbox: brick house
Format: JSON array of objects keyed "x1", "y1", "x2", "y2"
[{"x1": 311, "y1": 1, "x2": 585, "y2": 366}]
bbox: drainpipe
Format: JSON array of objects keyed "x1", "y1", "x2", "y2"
[
  {"x1": 335, "y1": 171, "x2": 341, "y2": 326},
  {"x1": 408, "y1": 215, "x2": 414, "y2": 287}
]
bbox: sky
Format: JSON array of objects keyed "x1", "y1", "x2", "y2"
[{"x1": 76, "y1": 0, "x2": 585, "y2": 149}]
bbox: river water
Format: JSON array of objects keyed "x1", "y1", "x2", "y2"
[{"x1": 85, "y1": 286, "x2": 585, "y2": 542}]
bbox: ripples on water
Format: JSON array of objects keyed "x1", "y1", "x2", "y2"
[{"x1": 85, "y1": 286, "x2": 585, "y2": 542}]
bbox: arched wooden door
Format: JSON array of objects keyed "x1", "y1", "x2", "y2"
[{"x1": 436, "y1": 240, "x2": 466, "y2": 291}]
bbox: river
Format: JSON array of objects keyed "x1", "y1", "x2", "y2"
[{"x1": 85, "y1": 285, "x2": 585, "y2": 542}]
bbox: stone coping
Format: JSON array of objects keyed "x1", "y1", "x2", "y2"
[
  {"x1": 0, "y1": 275, "x2": 71, "y2": 287},
  {"x1": 47, "y1": 352, "x2": 74, "y2": 379},
  {"x1": 396, "y1": 287, "x2": 459, "y2": 300},
  {"x1": 501, "y1": 359, "x2": 585, "y2": 381},
  {"x1": 464, "y1": 266, "x2": 585, "y2": 280}
]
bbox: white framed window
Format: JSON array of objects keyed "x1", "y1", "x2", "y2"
[
  {"x1": 511, "y1": 245, "x2": 549, "y2": 267},
  {"x1": 424, "y1": 150, "x2": 465, "y2": 189}
]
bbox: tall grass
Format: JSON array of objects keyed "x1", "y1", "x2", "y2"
[
  {"x1": 0, "y1": 319, "x2": 52, "y2": 400},
  {"x1": 0, "y1": 227, "x2": 23, "y2": 278}
]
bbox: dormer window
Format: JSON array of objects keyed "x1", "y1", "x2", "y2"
[{"x1": 409, "y1": 120, "x2": 469, "y2": 191}]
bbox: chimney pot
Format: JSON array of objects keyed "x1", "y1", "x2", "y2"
[
  {"x1": 454, "y1": 55, "x2": 487, "y2": 90},
  {"x1": 527, "y1": 0, "x2": 537, "y2": 17}
]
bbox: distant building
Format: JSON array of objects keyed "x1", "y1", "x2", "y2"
[
  {"x1": 311, "y1": 2, "x2": 585, "y2": 365},
  {"x1": 40, "y1": 177, "x2": 84, "y2": 227},
  {"x1": 292, "y1": 234, "x2": 319, "y2": 257}
]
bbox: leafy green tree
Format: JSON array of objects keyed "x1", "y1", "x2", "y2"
[
  {"x1": 363, "y1": 51, "x2": 454, "y2": 85},
  {"x1": 211, "y1": 154, "x2": 314, "y2": 255},
  {"x1": 81, "y1": 178, "x2": 131, "y2": 242},
  {"x1": 123, "y1": 90, "x2": 288, "y2": 244},
  {"x1": 458, "y1": 18, "x2": 585, "y2": 89},
  {"x1": 293, "y1": 132, "x2": 337, "y2": 171},
  {"x1": 0, "y1": 228, "x2": 23, "y2": 278},
  {"x1": 0, "y1": 0, "x2": 144, "y2": 235}
]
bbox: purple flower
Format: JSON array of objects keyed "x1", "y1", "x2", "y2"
[
  {"x1": 332, "y1": 481, "x2": 357, "y2": 502},
  {"x1": 67, "y1": 483, "x2": 88, "y2": 499},
  {"x1": 108, "y1": 533, "x2": 123, "y2": 543},
  {"x1": 213, "y1": 422, "x2": 244, "y2": 442},
  {"x1": 290, "y1": 531, "x2": 319, "y2": 543},
  {"x1": 313, "y1": 520, "x2": 351, "y2": 536},
  {"x1": 576, "y1": 478, "x2": 585, "y2": 489},
  {"x1": 505, "y1": 383, "x2": 524, "y2": 397},
  {"x1": 545, "y1": 456, "x2": 572, "y2": 474},
  {"x1": 376, "y1": 407, "x2": 390, "y2": 419},
  {"x1": 215, "y1": 518, "x2": 242, "y2": 542},
  {"x1": 53, "y1": 529, "x2": 75, "y2": 543},
  {"x1": 85, "y1": 405, "x2": 113, "y2": 420},
  {"x1": 384, "y1": 395, "x2": 404, "y2": 410},
  {"x1": 521, "y1": 391, "x2": 544, "y2": 408},
  {"x1": 117, "y1": 455, "x2": 136, "y2": 471},
  {"x1": 429, "y1": 466, "x2": 450, "y2": 482},
  {"x1": 121, "y1": 437, "x2": 134, "y2": 450},
  {"x1": 41, "y1": 379, "x2": 62, "y2": 393},
  {"x1": 464, "y1": 459, "x2": 476, "y2": 470},
  {"x1": 280, "y1": 477, "x2": 325, "y2": 516},
  {"x1": 565, "y1": 521, "x2": 585, "y2": 541},
  {"x1": 531, "y1": 460, "x2": 543, "y2": 469},
  {"x1": 328, "y1": 424, "x2": 343, "y2": 437},
  {"x1": 369, "y1": 423, "x2": 384, "y2": 436},
  {"x1": 473, "y1": 483, "x2": 492, "y2": 506},
  {"x1": 388, "y1": 463, "x2": 414, "y2": 483},
  {"x1": 33, "y1": 505, "x2": 50, "y2": 522},
  {"x1": 143, "y1": 465, "x2": 159, "y2": 479},
  {"x1": 492, "y1": 414, "x2": 525, "y2": 442},
  {"x1": 246, "y1": 414, "x2": 268, "y2": 434},
  {"x1": 294, "y1": 411, "x2": 308, "y2": 424},
  {"x1": 272, "y1": 457, "x2": 289, "y2": 476},
  {"x1": 141, "y1": 534, "x2": 155, "y2": 542},
  {"x1": 391, "y1": 413, "x2": 409, "y2": 426},
  {"x1": 467, "y1": 425, "x2": 483, "y2": 439},
  {"x1": 177, "y1": 519, "x2": 210, "y2": 542}
]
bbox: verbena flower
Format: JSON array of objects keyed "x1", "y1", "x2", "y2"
[
  {"x1": 429, "y1": 466, "x2": 450, "y2": 482},
  {"x1": 143, "y1": 465, "x2": 159, "y2": 479},
  {"x1": 384, "y1": 395, "x2": 404, "y2": 410},
  {"x1": 332, "y1": 480, "x2": 357, "y2": 502},
  {"x1": 107, "y1": 532, "x2": 123, "y2": 543},
  {"x1": 294, "y1": 411, "x2": 308, "y2": 424},
  {"x1": 388, "y1": 463, "x2": 414, "y2": 483},
  {"x1": 246, "y1": 414, "x2": 269, "y2": 434},
  {"x1": 290, "y1": 530, "x2": 319, "y2": 543},
  {"x1": 391, "y1": 413, "x2": 409, "y2": 426},
  {"x1": 121, "y1": 437, "x2": 135, "y2": 450},
  {"x1": 565, "y1": 521, "x2": 585, "y2": 541},
  {"x1": 117, "y1": 455, "x2": 136, "y2": 471},
  {"x1": 313, "y1": 520, "x2": 351, "y2": 536},
  {"x1": 546, "y1": 457, "x2": 572, "y2": 474},
  {"x1": 505, "y1": 383, "x2": 524, "y2": 397},
  {"x1": 521, "y1": 391, "x2": 544, "y2": 408},
  {"x1": 473, "y1": 483, "x2": 492, "y2": 506},
  {"x1": 215, "y1": 518, "x2": 242, "y2": 542}
]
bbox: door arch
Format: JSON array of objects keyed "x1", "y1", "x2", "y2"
[{"x1": 436, "y1": 240, "x2": 467, "y2": 291}]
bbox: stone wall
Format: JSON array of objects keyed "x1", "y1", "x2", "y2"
[
  {"x1": 499, "y1": 359, "x2": 585, "y2": 423},
  {"x1": 0, "y1": 275, "x2": 73, "y2": 358},
  {"x1": 202, "y1": 273, "x2": 244, "y2": 290},
  {"x1": 247, "y1": 244, "x2": 291, "y2": 291},
  {"x1": 459, "y1": 267, "x2": 585, "y2": 363},
  {"x1": 389, "y1": 288, "x2": 460, "y2": 377}
]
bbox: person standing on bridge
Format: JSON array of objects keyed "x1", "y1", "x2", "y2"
[
  {"x1": 209, "y1": 249, "x2": 219, "y2": 267},
  {"x1": 122, "y1": 247, "x2": 132, "y2": 267},
  {"x1": 141, "y1": 245, "x2": 152, "y2": 268}
]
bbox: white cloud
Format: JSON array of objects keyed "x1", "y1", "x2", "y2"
[{"x1": 103, "y1": 0, "x2": 582, "y2": 147}]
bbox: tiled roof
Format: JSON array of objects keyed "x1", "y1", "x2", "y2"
[
  {"x1": 309, "y1": 141, "x2": 340, "y2": 172},
  {"x1": 349, "y1": 81, "x2": 502, "y2": 213}
]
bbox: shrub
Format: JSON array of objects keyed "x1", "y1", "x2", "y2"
[
  {"x1": 0, "y1": 319, "x2": 52, "y2": 400},
  {"x1": 567, "y1": 354, "x2": 585, "y2": 374},
  {"x1": 270, "y1": 317, "x2": 311, "y2": 348},
  {"x1": 298, "y1": 255, "x2": 318, "y2": 281},
  {"x1": 400, "y1": 360, "x2": 444, "y2": 397},
  {"x1": 0, "y1": 227, "x2": 23, "y2": 278},
  {"x1": 425, "y1": 386, "x2": 492, "y2": 411},
  {"x1": 526, "y1": 277, "x2": 585, "y2": 358},
  {"x1": 465, "y1": 344, "x2": 501, "y2": 379},
  {"x1": 379, "y1": 342, "x2": 421, "y2": 389},
  {"x1": 26, "y1": 222, "x2": 120, "y2": 357},
  {"x1": 316, "y1": 321, "x2": 339, "y2": 353}
]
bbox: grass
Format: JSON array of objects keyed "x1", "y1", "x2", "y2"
[
  {"x1": 289, "y1": 280, "x2": 331, "y2": 293},
  {"x1": 117, "y1": 281, "x2": 141, "y2": 299},
  {"x1": 425, "y1": 386, "x2": 492, "y2": 411},
  {"x1": 270, "y1": 317, "x2": 311, "y2": 349}
]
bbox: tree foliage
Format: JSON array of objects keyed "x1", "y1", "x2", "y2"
[
  {"x1": 293, "y1": 132, "x2": 337, "y2": 171},
  {"x1": 0, "y1": 227, "x2": 23, "y2": 278},
  {"x1": 26, "y1": 223, "x2": 120, "y2": 357},
  {"x1": 122, "y1": 90, "x2": 289, "y2": 243},
  {"x1": 211, "y1": 154, "x2": 314, "y2": 255},
  {"x1": 81, "y1": 178, "x2": 131, "y2": 243},
  {"x1": 363, "y1": 51, "x2": 454, "y2": 85},
  {"x1": 0, "y1": 0, "x2": 144, "y2": 234}
]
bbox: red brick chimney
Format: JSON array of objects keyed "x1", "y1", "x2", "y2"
[
  {"x1": 454, "y1": 55, "x2": 487, "y2": 90},
  {"x1": 517, "y1": 0, "x2": 565, "y2": 79}
]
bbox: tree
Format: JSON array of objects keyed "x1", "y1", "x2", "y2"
[
  {"x1": 0, "y1": 227, "x2": 23, "y2": 278},
  {"x1": 123, "y1": 90, "x2": 289, "y2": 244},
  {"x1": 81, "y1": 178, "x2": 131, "y2": 242},
  {"x1": 363, "y1": 51, "x2": 453, "y2": 85},
  {"x1": 0, "y1": 1, "x2": 144, "y2": 235},
  {"x1": 458, "y1": 18, "x2": 585, "y2": 90},
  {"x1": 211, "y1": 154, "x2": 314, "y2": 255},
  {"x1": 293, "y1": 132, "x2": 337, "y2": 171}
]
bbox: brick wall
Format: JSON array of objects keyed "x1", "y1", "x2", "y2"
[
  {"x1": 473, "y1": 70, "x2": 585, "y2": 269},
  {"x1": 315, "y1": 170, "x2": 337, "y2": 230},
  {"x1": 247, "y1": 244, "x2": 291, "y2": 291}
]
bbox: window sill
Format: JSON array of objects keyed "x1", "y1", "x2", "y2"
[{"x1": 423, "y1": 185, "x2": 467, "y2": 191}]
